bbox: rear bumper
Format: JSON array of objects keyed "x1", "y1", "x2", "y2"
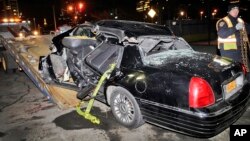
[{"x1": 139, "y1": 83, "x2": 250, "y2": 138}]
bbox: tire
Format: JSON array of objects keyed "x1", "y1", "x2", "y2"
[
  {"x1": 110, "y1": 87, "x2": 144, "y2": 128},
  {"x1": 1, "y1": 51, "x2": 18, "y2": 73}
]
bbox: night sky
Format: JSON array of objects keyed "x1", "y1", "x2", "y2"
[
  {"x1": 17, "y1": 0, "x2": 250, "y2": 30},
  {"x1": 17, "y1": 0, "x2": 137, "y2": 28},
  {"x1": 18, "y1": 0, "x2": 137, "y2": 18},
  {"x1": 18, "y1": 0, "x2": 59, "y2": 22},
  {"x1": 18, "y1": 0, "x2": 58, "y2": 17}
]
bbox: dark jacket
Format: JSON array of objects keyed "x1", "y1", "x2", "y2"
[{"x1": 217, "y1": 14, "x2": 250, "y2": 48}]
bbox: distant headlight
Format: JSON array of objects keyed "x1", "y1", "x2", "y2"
[
  {"x1": 19, "y1": 33, "x2": 24, "y2": 37},
  {"x1": 33, "y1": 31, "x2": 39, "y2": 36}
]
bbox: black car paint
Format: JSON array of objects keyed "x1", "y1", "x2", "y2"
[
  {"x1": 105, "y1": 42, "x2": 249, "y2": 138},
  {"x1": 105, "y1": 44, "x2": 249, "y2": 137},
  {"x1": 42, "y1": 20, "x2": 250, "y2": 138},
  {"x1": 112, "y1": 45, "x2": 242, "y2": 108},
  {"x1": 139, "y1": 83, "x2": 250, "y2": 138},
  {"x1": 52, "y1": 28, "x2": 74, "y2": 53}
]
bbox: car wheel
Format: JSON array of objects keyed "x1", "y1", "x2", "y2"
[{"x1": 110, "y1": 87, "x2": 144, "y2": 128}]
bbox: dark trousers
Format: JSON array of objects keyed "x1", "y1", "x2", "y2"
[{"x1": 219, "y1": 49, "x2": 242, "y2": 63}]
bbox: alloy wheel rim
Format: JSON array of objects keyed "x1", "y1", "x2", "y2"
[{"x1": 113, "y1": 93, "x2": 135, "y2": 123}]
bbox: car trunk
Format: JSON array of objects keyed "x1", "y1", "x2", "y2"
[{"x1": 143, "y1": 50, "x2": 245, "y2": 104}]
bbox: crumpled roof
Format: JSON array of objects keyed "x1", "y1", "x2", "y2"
[{"x1": 95, "y1": 20, "x2": 173, "y2": 41}]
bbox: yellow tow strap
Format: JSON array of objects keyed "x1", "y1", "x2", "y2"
[{"x1": 76, "y1": 63, "x2": 116, "y2": 124}]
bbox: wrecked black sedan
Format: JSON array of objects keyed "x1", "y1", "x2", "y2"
[{"x1": 39, "y1": 20, "x2": 250, "y2": 138}]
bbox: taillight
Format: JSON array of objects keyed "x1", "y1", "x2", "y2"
[
  {"x1": 241, "y1": 64, "x2": 247, "y2": 75},
  {"x1": 189, "y1": 77, "x2": 215, "y2": 108}
]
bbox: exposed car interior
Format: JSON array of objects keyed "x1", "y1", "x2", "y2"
[
  {"x1": 139, "y1": 37, "x2": 192, "y2": 56},
  {"x1": 72, "y1": 26, "x2": 95, "y2": 38},
  {"x1": 86, "y1": 43, "x2": 121, "y2": 73},
  {"x1": 62, "y1": 36, "x2": 97, "y2": 56}
]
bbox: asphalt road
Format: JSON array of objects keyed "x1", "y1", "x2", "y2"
[{"x1": 0, "y1": 39, "x2": 250, "y2": 141}]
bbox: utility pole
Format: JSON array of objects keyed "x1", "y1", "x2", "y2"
[
  {"x1": 53, "y1": 5, "x2": 57, "y2": 31},
  {"x1": 33, "y1": 18, "x2": 36, "y2": 30},
  {"x1": 206, "y1": 0, "x2": 211, "y2": 46}
]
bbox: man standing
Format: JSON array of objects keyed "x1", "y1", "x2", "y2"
[{"x1": 216, "y1": 2, "x2": 250, "y2": 79}]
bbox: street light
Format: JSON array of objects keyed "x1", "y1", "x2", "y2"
[
  {"x1": 74, "y1": 15, "x2": 78, "y2": 20},
  {"x1": 66, "y1": 2, "x2": 85, "y2": 24},
  {"x1": 67, "y1": 2, "x2": 84, "y2": 12},
  {"x1": 200, "y1": 11, "x2": 204, "y2": 20},
  {"x1": 78, "y1": 2, "x2": 84, "y2": 11},
  {"x1": 180, "y1": 11, "x2": 184, "y2": 19},
  {"x1": 212, "y1": 9, "x2": 217, "y2": 19},
  {"x1": 212, "y1": 12, "x2": 216, "y2": 19},
  {"x1": 67, "y1": 5, "x2": 73, "y2": 12},
  {"x1": 44, "y1": 18, "x2": 47, "y2": 26}
]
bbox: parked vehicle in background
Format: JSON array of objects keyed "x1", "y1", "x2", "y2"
[
  {"x1": 0, "y1": 21, "x2": 30, "y2": 73},
  {"x1": 0, "y1": 19, "x2": 39, "y2": 73},
  {"x1": 50, "y1": 24, "x2": 72, "y2": 36},
  {"x1": 39, "y1": 20, "x2": 250, "y2": 138}
]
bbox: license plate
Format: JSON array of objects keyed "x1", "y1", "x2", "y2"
[{"x1": 226, "y1": 80, "x2": 236, "y2": 93}]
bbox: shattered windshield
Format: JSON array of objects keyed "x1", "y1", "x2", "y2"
[{"x1": 142, "y1": 49, "x2": 214, "y2": 68}]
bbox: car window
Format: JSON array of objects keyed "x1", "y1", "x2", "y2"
[
  {"x1": 72, "y1": 27, "x2": 95, "y2": 38},
  {"x1": 96, "y1": 33, "x2": 120, "y2": 44},
  {"x1": 96, "y1": 20, "x2": 173, "y2": 36},
  {"x1": 120, "y1": 45, "x2": 142, "y2": 69},
  {"x1": 148, "y1": 41, "x2": 174, "y2": 54},
  {"x1": 140, "y1": 37, "x2": 193, "y2": 56}
]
